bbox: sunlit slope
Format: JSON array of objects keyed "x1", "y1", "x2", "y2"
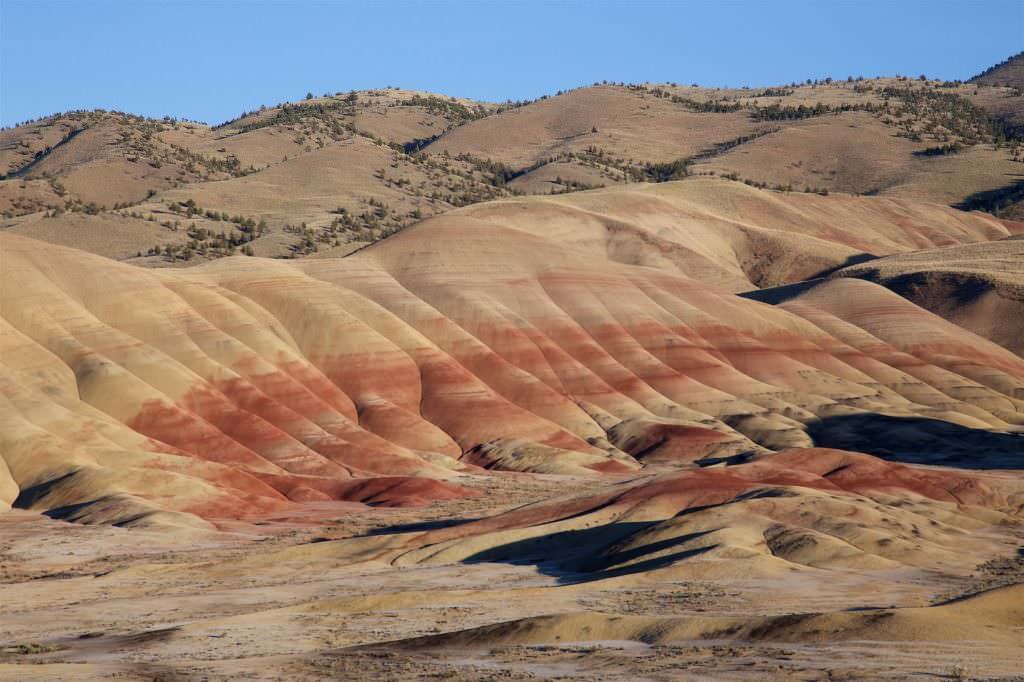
[
  {"x1": 436, "y1": 177, "x2": 1017, "y2": 289},
  {"x1": 4, "y1": 201, "x2": 1024, "y2": 527},
  {"x1": 833, "y1": 237, "x2": 1024, "y2": 355},
  {"x1": 386, "y1": 446, "x2": 1024, "y2": 588}
]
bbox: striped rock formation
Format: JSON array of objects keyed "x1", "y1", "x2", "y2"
[{"x1": 2, "y1": 182, "x2": 1022, "y2": 529}]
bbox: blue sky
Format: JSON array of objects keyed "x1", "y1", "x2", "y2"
[{"x1": 2, "y1": 0, "x2": 1020, "y2": 126}]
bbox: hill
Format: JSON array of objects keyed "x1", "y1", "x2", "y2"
[
  {"x1": 3, "y1": 206, "x2": 1024, "y2": 677},
  {"x1": 3, "y1": 62, "x2": 1024, "y2": 681},
  {"x1": 425, "y1": 78, "x2": 1023, "y2": 204},
  {"x1": 0, "y1": 90, "x2": 518, "y2": 258},
  {"x1": 2, "y1": 72, "x2": 1023, "y2": 261},
  {"x1": 434, "y1": 177, "x2": 1017, "y2": 289},
  {"x1": 4, "y1": 172, "x2": 1017, "y2": 272},
  {"x1": 3, "y1": 183, "x2": 1023, "y2": 526},
  {"x1": 830, "y1": 236, "x2": 1024, "y2": 355},
  {"x1": 970, "y1": 51, "x2": 1024, "y2": 88}
]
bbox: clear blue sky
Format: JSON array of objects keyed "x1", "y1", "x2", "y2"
[{"x1": 2, "y1": 0, "x2": 1021, "y2": 127}]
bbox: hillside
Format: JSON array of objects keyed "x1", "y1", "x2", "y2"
[
  {"x1": 3, "y1": 184, "x2": 1023, "y2": 526},
  {"x1": 971, "y1": 51, "x2": 1024, "y2": 88},
  {"x1": 0, "y1": 89, "x2": 518, "y2": 259},
  {"x1": 831, "y1": 236, "x2": 1024, "y2": 355},
  {"x1": 3, "y1": 58, "x2": 1024, "y2": 681},
  {"x1": 432, "y1": 178, "x2": 1017, "y2": 289},
  {"x1": 3, "y1": 170, "x2": 1017, "y2": 271},
  {"x1": 426, "y1": 79, "x2": 1023, "y2": 200},
  {"x1": 4, "y1": 186, "x2": 1024, "y2": 677},
  {"x1": 3, "y1": 68, "x2": 1023, "y2": 262}
]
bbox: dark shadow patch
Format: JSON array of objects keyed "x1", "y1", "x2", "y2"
[
  {"x1": 457, "y1": 521, "x2": 718, "y2": 584},
  {"x1": 366, "y1": 517, "x2": 480, "y2": 536},
  {"x1": 101, "y1": 625, "x2": 181, "y2": 646},
  {"x1": 63, "y1": 626, "x2": 181, "y2": 653},
  {"x1": 806, "y1": 413, "x2": 1024, "y2": 469},
  {"x1": 12, "y1": 470, "x2": 80, "y2": 509},
  {"x1": 737, "y1": 252, "x2": 879, "y2": 301},
  {"x1": 5, "y1": 127, "x2": 84, "y2": 179},
  {"x1": 577, "y1": 530, "x2": 718, "y2": 574},
  {"x1": 954, "y1": 178, "x2": 1024, "y2": 216},
  {"x1": 694, "y1": 451, "x2": 756, "y2": 467},
  {"x1": 804, "y1": 252, "x2": 879, "y2": 280},
  {"x1": 888, "y1": 270, "x2": 996, "y2": 306},
  {"x1": 843, "y1": 268, "x2": 999, "y2": 308},
  {"x1": 738, "y1": 278, "x2": 827, "y2": 305}
]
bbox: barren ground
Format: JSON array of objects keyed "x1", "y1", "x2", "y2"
[{"x1": 2, "y1": 467, "x2": 1022, "y2": 681}]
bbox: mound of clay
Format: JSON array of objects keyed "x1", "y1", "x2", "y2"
[
  {"x1": 389, "y1": 447, "x2": 1023, "y2": 578},
  {"x1": 2, "y1": 185, "x2": 1023, "y2": 527},
  {"x1": 385, "y1": 583, "x2": 1024, "y2": 649},
  {"x1": 436, "y1": 177, "x2": 1017, "y2": 289},
  {"x1": 830, "y1": 237, "x2": 1024, "y2": 355}
]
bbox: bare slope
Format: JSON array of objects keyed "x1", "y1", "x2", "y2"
[
  {"x1": 426, "y1": 80, "x2": 1023, "y2": 204},
  {"x1": 6, "y1": 176, "x2": 1016, "y2": 280},
  {"x1": 425, "y1": 85, "x2": 762, "y2": 169},
  {"x1": 3, "y1": 190, "x2": 1023, "y2": 527},
  {"x1": 430, "y1": 177, "x2": 1017, "y2": 288},
  {"x1": 832, "y1": 237, "x2": 1024, "y2": 355},
  {"x1": 0, "y1": 93, "x2": 517, "y2": 259}
]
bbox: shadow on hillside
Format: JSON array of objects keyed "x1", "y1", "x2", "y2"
[
  {"x1": 738, "y1": 279, "x2": 827, "y2": 305},
  {"x1": 456, "y1": 521, "x2": 717, "y2": 584},
  {"x1": 805, "y1": 252, "x2": 879, "y2": 280},
  {"x1": 806, "y1": 413, "x2": 1024, "y2": 469},
  {"x1": 872, "y1": 270, "x2": 997, "y2": 306},
  {"x1": 12, "y1": 470, "x2": 78, "y2": 510},
  {"x1": 366, "y1": 518, "x2": 479, "y2": 536},
  {"x1": 738, "y1": 254, "x2": 879, "y2": 304},
  {"x1": 954, "y1": 178, "x2": 1024, "y2": 214}
]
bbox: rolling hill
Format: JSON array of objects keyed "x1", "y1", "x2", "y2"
[
  {"x1": 3, "y1": 178, "x2": 1023, "y2": 529},
  {"x1": 2, "y1": 56, "x2": 1024, "y2": 681},
  {"x1": 831, "y1": 236, "x2": 1024, "y2": 355},
  {"x1": 971, "y1": 51, "x2": 1024, "y2": 88},
  {"x1": 3, "y1": 63, "x2": 1023, "y2": 262}
]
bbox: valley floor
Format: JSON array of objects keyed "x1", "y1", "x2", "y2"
[{"x1": 2, "y1": 470, "x2": 1022, "y2": 681}]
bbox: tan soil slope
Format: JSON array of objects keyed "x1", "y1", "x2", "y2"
[
  {"x1": 832, "y1": 236, "x2": 1024, "y2": 355},
  {"x1": 390, "y1": 583, "x2": 1024, "y2": 650},
  {"x1": 1, "y1": 458, "x2": 1021, "y2": 682},
  {"x1": 0, "y1": 94, "x2": 521, "y2": 258},
  {"x1": 2, "y1": 211, "x2": 188, "y2": 261},
  {"x1": 425, "y1": 80, "x2": 1023, "y2": 204},
  {"x1": 3, "y1": 196, "x2": 1024, "y2": 527},
  {"x1": 7, "y1": 176, "x2": 1015, "y2": 276},
  {"x1": 696, "y1": 114, "x2": 1022, "y2": 203},
  {"x1": 390, "y1": 447, "x2": 1024, "y2": 573},
  {"x1": 425, "y1": 85, "x2": 762, "y2": 168},
  {"x1": 436, "y1": 177, "x2": 1018, "y2": 289},
  {"x1": 0, "y1": 113, "x2": 223, "y2": 209}
]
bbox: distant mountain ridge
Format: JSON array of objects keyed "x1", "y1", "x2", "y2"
[{"x1": 2, "y1": 55, "x2": 1023, "y2": 263}]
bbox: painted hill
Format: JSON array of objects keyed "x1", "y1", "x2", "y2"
[
  {"x1": 2, "y1": 68, "x2": 1024, "y2": 678},
  {"x1": 435, "y1": 177, "x2": 1017, "y2": 289},
  {"x1": 831, "y1": 236, "x2": 1024, "y2": 355},
  {"x1": 3, "y1": 179, "x2": 1023, "y2": 529}
]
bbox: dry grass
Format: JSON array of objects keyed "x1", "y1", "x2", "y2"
[{"x1": 1, "y1": 77, "x2": 1021, "y2": 258}]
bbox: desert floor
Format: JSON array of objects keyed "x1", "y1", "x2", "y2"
[{"x1": 3, "y1": 469, "x2": 1022, "y2": 681}]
